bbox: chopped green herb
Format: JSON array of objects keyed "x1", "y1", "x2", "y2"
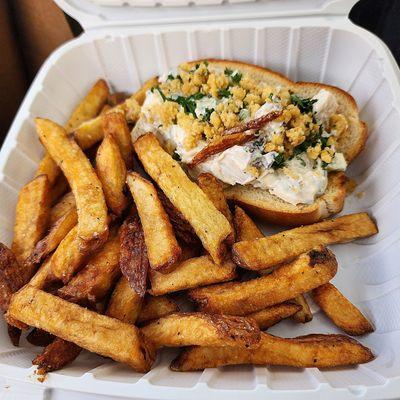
[
  {"x1": 202, "y1": 108, "x2": 214, "y2": 122},
  {"x1": 204, "y1": 60, "x2": 209, "y2": 67},
  {"x1": 268, "y1": 93, "x2": 274, "y2": 101},
  {"x1": 224, "y1": 68, "x2": 242, "y2": 84},
  {"x1": 172, "y1": 152, "x2": 181, "y2": 161},
  {"x1": 271, "y1": 153, "x2": 285, "y2": 169},
  {"x1": 320, "y1": 136, "x2": 329, "y2": 148},
  {"x1": 167, "y1": 73, "x2": 182, "y2": 82},
  {"x1": 290, "y1": 94, "x2": 318, "y2": 114},
  {"x1": 296, "y1": 156, "x2": 306, "y2": 167},
  {"x1": 218, "y1": 88, "x2": 231, "y2": 98},
  {"x1": 321, "y1": 161, "x2": 329, "y2": 169},
  {"x1": 155, "y1": 87, "x2": 167, "y2": 101}
]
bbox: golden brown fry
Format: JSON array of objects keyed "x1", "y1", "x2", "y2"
[
  {"x1": 96, "y1": 134, "x2": 128, "y2": 216},
  {"x1": 149, "y1": 255, "x2": 236, "y2": 296},
  {"x1": 133, "y1": 77, "x2": 158, "y2": 106},
  {"x1": 127, "y1": 172, "x2": 181, "y2": 273},
  {"x1": 233, "y1": 206, "x2": 264, "y2": 242},
  {"x1": 141, "y1": 312, "x2": 260, "y2": 349},
  {"x1": 48, "y1": 174, "x2": 69, "y2": 206},
  {"x1": 33, "y1": 338, "x2": 82, "y2": 373},
  {"x1": 100, "y1": 104, "x2": 112, "y2": 115},
  {"x1": 248, "y1": 303, "x2": 302, "y2": 330},
  {"x1": 0, "y1": 244, "x2": 27, "y2": 311},
  {"x1": 49, "y1": 192, "x2": 76, "y2": 225},
  {"x1": 106, "y1": 276, "x2": 143, "y2": 324},
  {"x1": 170, "y1": 332, "x2": 374, "y2": 371},
  {"x1": 29, "y1": 257, "x2": 53, "y2": 289},
  {"x1": 57, "y1": 233, "x2": 121, "y2": 306},
  {"x1": 233, "y1": 213, "x2": 378, "y2": 270},
  {"x1": 189, "y1": 246, "x2": 337, "y2": 316},
  {"x1": 7, "y1": 286, "x2": 155, "y2": 372},
  {"x1": 137, "y1": 295, "x2": 179, "y2": 325},
  {"x1": 119, "y1": 214, "x2": 149, "y2": 297},
  {"x1": 102, "y1": 112, "x2": 134, "y2": 168},
  {"x1": 28, "y1": 208, "x2": 78, "y2": 266},
  {"x1": 65, "y1": 79, "x2": 109, "y2": 132},
  {"x1": 12, "y1": 175, "x2": 51, "y2": 269},
  {"x1": 74, "y1": 95, "x2": 141, "y2": 150},
  {"x1": 49, "y1": 225, "x2": 88, "y2": 284},
  {"x1": 134, "y1": 134, "x2": 233, "y2": 264},
  {"x1": 107, "y1": 92, "x2": 129, "y2": 107},
  {"x1": 313, "y1": 283, "x2": 374, "y2": 335},
  {"x1": 198, "y1": 173, "x2": 233, "y2": 226},
  {"x1": 291, "y1": 294, "x2": 313, "y2": 323},
  {"x1": 35, "y1": 154, "x2": 59, "y2": 185},
  {"x1": 36, "y1": 118, "x2": 108, "y2": 252}
]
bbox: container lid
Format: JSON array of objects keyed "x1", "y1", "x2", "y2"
[{"x1": 55, "y1": 0, "x2": 359, "y2": 30}]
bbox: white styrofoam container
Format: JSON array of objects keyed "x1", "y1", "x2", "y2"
[
  {"x1": 1, "y1": 0, "x2": 400, "y2": 399},
  {"x1": 87, "y1": 0, "x2": 257, "y2": 7}
]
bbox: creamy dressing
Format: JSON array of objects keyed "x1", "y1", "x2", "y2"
[{"x1": 312, "y1": 89, "x2": 339, "y2": 125}]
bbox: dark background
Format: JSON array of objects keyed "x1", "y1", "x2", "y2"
[{"x1": 0, "y1": 0, "x2": 399, "y2": 146}]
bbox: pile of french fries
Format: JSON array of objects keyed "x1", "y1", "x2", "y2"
[{"x1": 0, "y1": 79, "x2": 378, "y2": 375}]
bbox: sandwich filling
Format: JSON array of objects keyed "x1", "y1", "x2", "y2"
[{"x1": 132, "y1": 61, "x2": 348, "y2": 205}]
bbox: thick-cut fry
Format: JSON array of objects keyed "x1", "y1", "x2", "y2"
[
  {"x1": 291, "y1": 294, "x2": 313, "y2": 323},
  {"x1": 7, "y1": 325, "x2": 21, "y2": 347},
  {"x1": 119, "y1": 214, "x2": 149, "y2": 297},
  {"x1": 27, "y1": 328, "x2": 54, "y2": 347},
  {"x1": 49, "y1": 192, "x2": 76, "y2": 225},
  {"x1": 36, "y1": 118, "x2": 108, "y2": 252},
  {"x1": 157, "y1": 190, "x2": 200, "y2": 247},
  {"x1": 57, "y1": 233, "x2": 121, "y2": 306},
  {"x1": 313, "y1": 283, "x2": 374, "y2": 335},
  {"x1": 189, "y1": 111, "x2": 282, "y2": 167},
  {"x1": 50, "y1": 225, "x2": 88, "y2": 284},
  {"x1": 127, "y1": 172, "x2": 181, "y2": 273},
  {"x1": 233, "y1": 206, "x2": 264, "y2": 242},
  {"x1": 106, "y1": 276, "x2": 143, "y2": 324},
  {"x1": 141, "y1": 313, "x2": 260, "y2": 349},
  {"x1": 7, "y1": 286, "x2": 155, "y2": 372},
  {"x1": 29, "y1": 257, "x2": 53, "y2": 289},
  {"x1": 35, "y1": 154, "x2": 59, "y2": 185},
  {"x1": 134, "y1": 134, "x2": 233, "y2": 264},
  {"x1": 65, "y1": 79, "x2": 109, "y2": 132},
  {"x1": 170, "y1": 332, "x2": 374, "y2": 371},
  {"x1": 102, "y1": 112, "x2": 134, "y2": 168},
  {"x1": 33, "y1": 338, "x2": 83, "y2": 373},
  {"x1": 137, "y1": 295, "x2": 179, "y2": 325},
  {"x1": 96, "y1": 134, "x2": 128, "y2": 216},
  {"x1": 248, "y1": 303, "x2": 302, "y2": 330},
  {"x1": 107, "y1": 92, "x2": 129, "y2": 107},
  {"x1": 233, "y1": 213, "x2": 378, "y2": 270},
  {"x1": 198, "y1": 173, "x2": 233, "y2": 226},
  {"x1": 189, "y1": 246, "x2": 337, "y2": 316},
  {"x1": 0, "y1": 244, "x2": 26, "y2": 311},
  {"x1": 12, "y1": 175, "x2": 51, "y2": 270},
  {"x1": 49, "y1": 175, "x2": 69, "y2": 206},
  {"x1": 73, "y1": 95, "x2": 141, "y2": 150},
  {"x1": 149, "y1": 256, "x2": 237, "y2": 296},
  {"x1": 28, "y1": 208, "x2": 78, "y2": 266},
  {"x1": 133, "y1": 77, "x2": 159, "y2": 106}
]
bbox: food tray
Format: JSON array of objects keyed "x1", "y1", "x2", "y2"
[
  {"x1": 1, "y1": 2, "x2": 400, "y2": 399},
  {"x1": 85, "y1": 0, "x2": 256, "y2": 6}
]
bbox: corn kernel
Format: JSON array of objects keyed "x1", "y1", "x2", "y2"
[{"x1": 320, "y1": 149, "x2": 333, "y2": 163}]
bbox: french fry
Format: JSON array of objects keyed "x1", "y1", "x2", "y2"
[
  {"x1": 49, "y1": 225, "x2": 88, "y2": 284},
  {"x1": 291, "y1": 294, "x2": 313, "y2": 323},
  {"x1": 57, "y1": 232, "x2": 121, "y2": 306},
  {"x1": 36, "y1": 118, "x2": 108, "y2": 252},
  {"x1": 74, "y1": 95, "x2": 141, "y2": 150},
  {"x1": 137, "y1": 295, "x2": 179, "y2": 325},
  {"x1": 26, "y1": 328, "x2": 54, "y2": 347},
  {"x1": 48, "y1": 174, "x2": 69, "y2": 206},
  {"x1": 35, "y1": 154, "x2": 60, "y2": 186},
  {"x1": 33, "y1": 338, "x2": 82, "y2": 373},
  {"x1": 312, "y1": 283, "x2": 374, "y2": 335},
  {"x1": 119, "y1": 214, "x2": 149, "y2": 297},
  {"x1": 248, "y1": 303, "x2": 302, "y2": 330},
  {"x1": 65, "y1": 79, "x2": 109, "y2": 132},
  {"x1": 100, "y1": 104, "x2": 112, "y2": 115},
  {"x1": 127, "y1": 172, "x2": 181, "y2": 273},
  {"x1": 49, "y1": 192, "x2": 76, "y2": 225},
  {"x1": 170, "y1": 332, "x2": 374, "y2": 371},
  {"x1": 7, "y1": 325, "x2": 22, "y2": 347},
  {"x1": 141, "y1": 313, "x2": 260, "y2": 349},
  {"x1": 233, "y1": 213, "x2": 378, "y2": 270},
  {"x1": 28, "y1": 208, "x2": 78, "y2": 266},
  {"x1": 149, "y1": 255, "x2": 237, "y2": 296},
  {"x1": 157, "y1": 190, "x2": 200, "y2": 248},
  {"x1": 197, "y1": 173, "x2": 233, "y2": 226},
  {"x1": 132, "y1": 76, "x2": 159, "y2": 106},
  {"x1": 189, "y1": 246, "x2": 337, "y2": 316},
  {"x1": 233, "y1": 206, "x2": 264, "y2": 242},
  {"x1": 96, "y1": 134, "x2": 128, "y2": 216},
  {"x1": 7, "y1": 286, "x2": 155, "y2": 372},
  {"x1": 29, "y1": 256, "x2": 53, "y2": 289},
  {"x1": 107, "y1": 92, "x2": 129, "y2": 107},
  {"x1": 134, "y1": 134, "x2": 233, "y2": 264},
  {"x1": 12, "y1": 175, "x2": 51, "y2": 270},
  {"x1": 102, "y1": 112, "x2": 134, "y2": 168},
  {"x1": 106, "y1": 276, "x2": 143, "y2": 324},
  {"x1": 0, "y1": 244, "x2": 27, "y2": 311}
]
